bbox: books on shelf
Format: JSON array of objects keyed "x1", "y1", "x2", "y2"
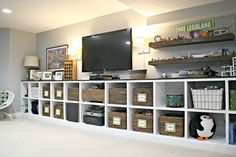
[
  {"x1": 229, "y1": 122, "x2": 235, "y2": 144},
  {"x1": 230, "y1": 90, "x2": 236, "y2": 110}
]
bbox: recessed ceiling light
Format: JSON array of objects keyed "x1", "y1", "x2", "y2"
[{"x1": 2, "y1": 8, "x2": 12, "y2": 14}]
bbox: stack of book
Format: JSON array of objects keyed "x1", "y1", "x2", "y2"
[
  {"x1": 230, "y1": 90, "x2": 236, "y2": 110},
  {"x1": 229, "y1": 119, "x2": 236, "y2": 145}
]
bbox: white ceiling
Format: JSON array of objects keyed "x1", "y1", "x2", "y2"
[
  {"x1": 0, "y1": 0, "x2": 224, "y2": 33},
  {"x1": 118, "y1": 0, "x2": 223, "y2": 17}
]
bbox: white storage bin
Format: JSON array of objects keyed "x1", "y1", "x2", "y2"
[
  {"x1": 30, "y1": 86, "x2": 39, "y2": 98},
  {"x1": 191, "y1": 88, "x2": 224, "y2": 110}
]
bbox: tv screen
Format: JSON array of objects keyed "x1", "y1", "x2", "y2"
[{"x1": 82, "y1": 28, "x2": 132, "y2": 72}]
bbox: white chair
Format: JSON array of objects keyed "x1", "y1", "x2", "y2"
[{"x1": 0, "y1": 90, "x2": 14, "y2": 120}]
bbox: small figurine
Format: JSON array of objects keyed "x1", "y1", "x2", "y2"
[
  {"x1": 154, "y1": 35, "x2": 161, "y2": 42},
  {"x1": 201, "y1": 66, "x2": 219, "y2": 77},
  {"x1": 222, "y1": 48, "x2": 230, "y2": 56},
  {"x1": 161, "y1": 72, "x2": 167, "y2": 78}
]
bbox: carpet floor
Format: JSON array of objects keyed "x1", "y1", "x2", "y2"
[{"x1": 0, "y1": 117, "x2": 234, "y2": 157}]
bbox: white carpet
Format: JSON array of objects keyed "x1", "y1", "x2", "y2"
[{"x1": 0, "y1": 117, "x2": 234, "y2": 157}]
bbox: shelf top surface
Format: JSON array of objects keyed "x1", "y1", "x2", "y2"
[
  {"x1": 21, "y1": 76, "x2": 236, "y2": 82},
  {"x1": 148, "y1": 55, "x2": 235, "y2": 66},
  {"x1": 149, "y1": 33, "x2": 235, "y2": 49}
]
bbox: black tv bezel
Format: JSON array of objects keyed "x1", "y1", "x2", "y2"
[{"x1": 82, "y1": 28, "x2": 132, "y2": 73}]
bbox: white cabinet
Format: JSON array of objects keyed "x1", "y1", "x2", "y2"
[{"x1": 21, "y1": 78, "x2": 236, "y2": 154}]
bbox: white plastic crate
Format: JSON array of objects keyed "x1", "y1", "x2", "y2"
[{"x1": 191, "y1": 88, "x2": 224, "y2": 110}]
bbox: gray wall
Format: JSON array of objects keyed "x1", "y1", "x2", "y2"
[
  {"x1": 146, "y1": 15, "x2": 236, "y2": 78},
  {"x1": 0, "y1": 28, "x2": 36, "y2": 112},
  {"x1": 36, "y1": 9, "x2": 236, "y2": 79},
  {"x1": 9, "y1": 29, "x2": 36, "y2": 112},
  {"x1": 37, "y1": 10, "x2": 147, "y2": 79},
  {"x1": 0, "y1": 28, "x2": 10, "y2": 89}
]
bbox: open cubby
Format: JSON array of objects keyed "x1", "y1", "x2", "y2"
[
  {"x1": 52, "y1": 101, "x2": 64, "y2": 120},
  {"x1": 65, "y1": 82, "x2": 80, "y2": 102},
  {"x1": 40, "y1": 83, "x2": 50, "y2": 99},
  {"x1": 81, "y1": 104, "x2": 105, "y2": 126},
  {"x1": 66, "y1": 103, "x2": 79, "y2": 122},
  {"x1": 187, "y1": 112, "x2": 226, "y2": 144},
  {"x1": 130, "y1": 108, "x2": 153, "y2": 133},
  {"x1": 187, "y1": 81, "x2": 225, "y2": 110},
  {"x1": 229, "y1": 114, "x2": 236, "y2": 145},
  {"x1": 129, "y1": 82, "x2": 153, "y2": 107},
  {"x1": 107, "y1": 107, "x2": 127, "y2": 130},
  {"x1": 107, "y1": 82, "x2": 127, "y2": 105},
  {"x1": 52, "y1": 82, "x2": 64, "y2": 101},
  {"x1": 229, "y1": 81, "x2": 236, "y2": 111},
  {"x1": 21, "y1": 98, "x2": 28, "y2": 113},
  {"x1": 156, "y1": 110, "x2": 185, "y2": 137},
  {"x1": 29, "y1": 99, "x2": 39, "y2": 115},
  {"x1": 41, "y1": 100, "x2": 51, "y2": 117},
  {"x1": 29, "y1": 83, "x2": 39, "y2": 98},
  {"x1": 155, "y1": 82, "x2": 185, "y2": 109}
]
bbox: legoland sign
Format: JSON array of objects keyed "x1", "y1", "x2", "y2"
[{"x1": 177, "y1": 19, "x2": 216, "y2": 32}]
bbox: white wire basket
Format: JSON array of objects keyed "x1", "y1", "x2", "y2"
[{"x1": 191, "y1": 88, "x2": 224, "y2": 110}]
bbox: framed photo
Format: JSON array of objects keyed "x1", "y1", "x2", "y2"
[
  {"x1": 34, "y1": 71, "x2": 43, "y2": 81},
  {"x1": 54, "y1": 72, "x2": 64, "y2": 80},
  {"x1": 29, "y1": 68, "x2": 39, "y2": 80},
  {"x1": 46, "y1": 45, "x2": 68, "y2": 70},
  {"x1": 42, "y1": 71, "x2": 52, "y2": 80}
]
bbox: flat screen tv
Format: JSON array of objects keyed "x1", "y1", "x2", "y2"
[{"x1": 82, "y1": 28, "x2": 132, "y2": 73}]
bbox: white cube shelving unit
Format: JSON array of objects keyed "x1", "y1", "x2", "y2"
[{"x1": 21, "y1": 78, "x2": 236, "y2": 155}]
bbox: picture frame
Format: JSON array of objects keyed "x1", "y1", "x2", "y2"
[
  {"x1": 42, "y1": 71, "x2": 52, "y2": 80},
  {"x1": 34, "y1": 71, "x2": 43, "y2": 81},
  {"x1": 46, "y1": 45, "x2": 68, "y2": 70},
  {"x1": 54, "y1": 71, "x2": 64, "y2": 80},
  {"x1": 29, "y1": 68, "x2": 39, "y2": 80}
]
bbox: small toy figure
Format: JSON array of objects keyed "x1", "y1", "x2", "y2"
[
  {"x1": 201, "y1": 66, "x2": 219, "y2": 77},
  {"x1": 154, "y1": 35, "x2": 161, "y2": 42}
]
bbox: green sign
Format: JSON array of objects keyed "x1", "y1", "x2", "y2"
[{"x1": 177, "y1": 19, "x2": 216, "y2": 32}]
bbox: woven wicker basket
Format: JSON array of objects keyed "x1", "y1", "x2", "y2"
[
  {"x1": 68, "y1": 87, "x2": 79, "y2": 101},
  {"x1": 159, "y1": 115, "x2": 184, "y2": 137},
  {"x1": 133, "y1": 113, "x2": 153, "y2": 133},
  {"x1": 54, "y1": 104, "x2": 64, "y2": 119},
  {"x1": 54, "y1": 87, "x2": 63, "y2": 100},
  {"x1": 42, "y1": 103, "x2": 50, "y2": 117},
  {"x1": 108, "y1": 111, "x2": 127, "y2": 129},
  {"x1": 42, "y1": 87, "x2": 50, "y2": 99},
  {"x1": 133, "y1": 88, "x2": 153, "y2": 106},
  {"x1": 109, "y1": 88, "x2": 127, "y2": 105},
  {"x1": 82, "y1": 89, "x2": 104, "y2": 103}
]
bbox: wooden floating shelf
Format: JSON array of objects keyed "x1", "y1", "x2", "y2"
[
  {"x1": 149, "y1": 33, "x2": 235, "y2": 49},
  {"x1": 148, "y1": 55, "x2": 236, "y2": 66}
]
